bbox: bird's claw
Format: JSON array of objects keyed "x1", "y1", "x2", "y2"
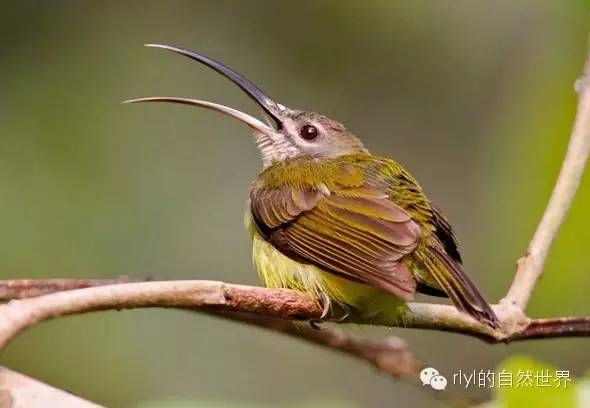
[
  {"x1": 309, "y1": 293, "x2": 331, "y2": 330},
  {"x1": 333, "y1": 311, "x2": 350, "y2": 323}
]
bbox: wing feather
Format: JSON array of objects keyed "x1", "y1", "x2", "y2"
[
  {"x1": 250, "y1": 156, "x2": 497, "y2": 326},
  {"x1": 251, "y1": 184, "x2": 420, "y2": 300}
]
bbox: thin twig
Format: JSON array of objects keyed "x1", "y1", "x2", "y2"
[
  {"x1": 0, "y1": 277, "x2": 138, "y2": 301},
  {"x1": 504, "y1": 42, "x2": 590, "y2": 310},
  {"x1": 511, "y1": 316, "x2": 590, "y2": 340}
]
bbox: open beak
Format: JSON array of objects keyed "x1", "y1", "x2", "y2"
[{"x1": 124, "y1": 44, "x2": 284, "y2": 136}]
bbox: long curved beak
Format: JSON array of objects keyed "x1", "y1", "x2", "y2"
[
  {"x1": 124, "y1": 97, "x2": 273, "y2": 135},
  {"x1": 124, "y1": 44, "x2": 284, "y2": 134}
]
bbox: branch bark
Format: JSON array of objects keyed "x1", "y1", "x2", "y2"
[{"x1": 0, "y1": 277, "x2": 137, "y2": 301}]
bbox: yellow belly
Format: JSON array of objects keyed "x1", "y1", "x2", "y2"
[{"x1": 245, "y1": 213, "x2": 405, "y2": 319}]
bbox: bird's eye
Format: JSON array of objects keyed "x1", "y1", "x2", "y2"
[{"x1": 299, "y1": 124, "x2": 319, "y2": 141}]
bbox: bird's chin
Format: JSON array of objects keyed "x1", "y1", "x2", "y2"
[{"x1": 254, "y1": 132, "x2": 301, "y2": 167}]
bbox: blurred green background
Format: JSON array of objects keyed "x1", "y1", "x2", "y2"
[{"x1": 1, "y1": 1, "x2": 589, "y2": 407}]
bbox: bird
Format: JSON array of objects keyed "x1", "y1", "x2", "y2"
[{"x1": 126, "y1": 44, "x2": 499, "y2": 328}]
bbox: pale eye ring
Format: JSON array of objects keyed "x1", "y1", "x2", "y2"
[{"x1": 299, "y1": 124, "x2": 319, "y2": 141}]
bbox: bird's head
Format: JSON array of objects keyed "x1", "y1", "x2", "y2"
[{"x1": 126, "y1": 44, "x2": 367, "y2": 167}]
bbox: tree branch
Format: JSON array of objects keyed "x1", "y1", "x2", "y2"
[
  {"x1": 0, "y1": 280, "x2": 588, "y2": 351},
  {"x1": 512, "y1": 316, "x2": 590, "y2": 340},
  {"x1": 0, "y1": 280, "x2": 426, "y2": 381},
  {"x1": 503, "y1": 42, "x2": 590, "y2": 310},
  {"x1": 0, "y1": 277, "x2": 137, "y2": 301},
  {"x1": 0, "y1": 281, "x2": 321, "y2": 350}
]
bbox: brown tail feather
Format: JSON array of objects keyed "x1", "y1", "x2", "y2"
[{"x1": 419, "y1": 246, "x2": 499, "y2": 328}]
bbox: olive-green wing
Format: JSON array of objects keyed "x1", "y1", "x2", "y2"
[
  {"x1": 250, "y1": 184, "x2": 421, "y2": 300},
  {"x1": 251, "y1": 156, "x2": 498, "y2": 327}
]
